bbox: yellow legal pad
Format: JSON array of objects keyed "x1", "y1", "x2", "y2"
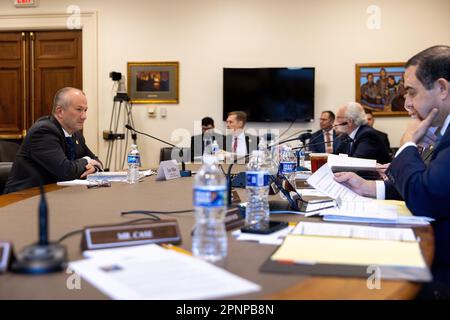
[{"x1": 271, "y1": 234, "x2": 427, "y2": 268}]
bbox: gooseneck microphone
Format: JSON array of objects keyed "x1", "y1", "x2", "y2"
[
  {"x1": 125, "y1": 124, "x2": 191, "y2": 177},
  {"x1": 11, "y1": 165, "x2": 67, "y2": 274},
  {"x1": 268, "y1": 129, "x2": 312, "y2": 149}
]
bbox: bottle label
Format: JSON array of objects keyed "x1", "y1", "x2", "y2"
[
  {"x1": 246, "y1": 171, "x2": 270, "y2": 187},
  {"x1": 194, "y1": 187, "x2": 227, "y2": 207},
  {"x1": 279, "y1": 162, "x2": 296, "y2": 174},
  {"x1": 128, "y1": 154, "x2": 140, "y2": 165}
]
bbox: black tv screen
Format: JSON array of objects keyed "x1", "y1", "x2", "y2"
[{"x1": 223, "y1": 67, "x2": 315, "y2": 122}]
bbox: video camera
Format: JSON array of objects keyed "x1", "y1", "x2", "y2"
[{"x1": 109, "y1": 71, "x2": 122, "y2": 81}]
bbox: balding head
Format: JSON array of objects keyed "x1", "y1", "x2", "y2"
[{"x1": 52, "y1": 87, "x2": 86, "y2": 115}]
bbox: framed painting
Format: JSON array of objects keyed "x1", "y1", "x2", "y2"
[
  {"x1": 127, "y1": 61, "x2": 179, "y2": 104},
  {"x1": 355, "y1": 62, "x2": 407, "y2": 117}
]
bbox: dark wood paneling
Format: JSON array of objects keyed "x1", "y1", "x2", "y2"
[
  {"x1": 32, "y1": 30, "x2": 82, "y2": 123},
  {"x1": 0, "y1": 32, "x2": 26, "y2": 138}
]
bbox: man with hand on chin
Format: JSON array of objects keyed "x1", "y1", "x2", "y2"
[
  {"x1": 334, "y1": 46, "x2": 450, "y2": 298},
  {"x1": 5, "y1": 87, "x2": 102, "y2": 193}
]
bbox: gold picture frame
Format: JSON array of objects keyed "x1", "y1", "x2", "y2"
[
  {"x1": 127, "y1": 61, "x2": 179, "y2": 104},
  {"x1": 355, "y1": 62, "x2": 407, "y2": 117}
]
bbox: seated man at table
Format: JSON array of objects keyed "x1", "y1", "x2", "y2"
[
  {"x1": 190, "y1": 116, "x2": 224, "y2": 162},
  {"x1": 334, "y1": 45, "x2": 450, "y2": 298},
  {"x1": 334, "y1": 102, "x2": 391, "y2": 164},
  {"x1": 4, "y1": 87, "x2": 102, "y2": 193}
]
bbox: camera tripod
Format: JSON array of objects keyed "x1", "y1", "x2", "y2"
[{"x1": 104, "y1": 93, "x2": 137, "y2": 171}]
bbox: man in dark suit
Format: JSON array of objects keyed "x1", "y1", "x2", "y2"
[
  {"x1": 190, "y1": 117, "x2": 224, "y2": 162},
  {"x1": 4, "y1": 87, "x2": 102, "y2": 193},
  {"x1": 309, "y1": 110, "x2": 342, "y2": 153},
  {"x1": 365, "y1": 109, "x2": 392, "y2": 159},
  {"x1": 334, "y1": 102, "x2": 391, "y2": 164},
  {"x1": 225, "y1": 111, "x2": 258, "y2": 162},
  {"x1": 334, "y1": 45, "x2": 450, "y2": 298}
]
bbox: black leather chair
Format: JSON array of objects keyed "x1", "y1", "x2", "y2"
[
  {"x1": 0, "y1": 140, "x2": 20, "y2": 162},
  {"x1": 159, "y1": 147, "x2": 191, "y2": 163},
  {"x1": 0, "y1": 162, "x2": 13, "y2": 195}
]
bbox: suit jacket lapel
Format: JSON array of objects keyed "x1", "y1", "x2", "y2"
[{"x1": 431, "y1": 126, "x2": 450, "y2": 161}]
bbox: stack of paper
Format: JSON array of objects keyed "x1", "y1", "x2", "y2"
[
  {"x1": 69, "y1": 244, "x2": 261, "y2": 300},
  {"x1": 327, "y1": 154, "x2": 377, "y2": 170},
  {"x1": 292, "y1": 221, "x2": 417, "y2": 242},
  {"x1": 306, "y1": 164, "x2": 433, "y2": 225}
]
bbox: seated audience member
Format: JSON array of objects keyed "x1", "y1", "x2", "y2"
[
  {"x1": 309, "y1": 110, "x2": 342, "y2": 153},
  {"x1": 225, "y1": 111, "x2": 258, "y2": 157},
  {"x1": 365, "y1": 109, "x2": 392, "y2": 158},
  {"x1": 4, "y1": 87, "x2": 102, "y2": 193},
  {"x1": 190, "y1": 117, "x2": 224, "y2": 161},
  {"x1": 334, "y1": 45, "x2": 450, "y2": 299},
  {"x1": 334, "y1": 102, "x2": 391, "y2": 163}
]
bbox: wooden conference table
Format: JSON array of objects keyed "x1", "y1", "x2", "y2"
[{"x1": 0, "y1": 168, "x2": 434, "y2": 300}]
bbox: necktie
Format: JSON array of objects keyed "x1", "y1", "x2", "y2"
[
  {"x1": 232, "y1": 136, "x2": 238, "y2": 153},
  {"x1": 434, "y1": 127, "x2": 443, "y2": 147},
  {"x1": 66, "y1": 136, "x2": 76, "y2": 160},
  {"x1": 325, "y1": 131, "x2": 333, "y2": 153}
]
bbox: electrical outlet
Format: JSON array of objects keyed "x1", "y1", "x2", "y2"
[{"x1": 148, "y1": 107, "x2": 156, "y2": 118}]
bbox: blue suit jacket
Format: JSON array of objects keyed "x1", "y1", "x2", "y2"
[
  {"x1": 386, "y1": 126, "x2": 450, "y2": 283},
  {"x1": 335, "y1": 125, "x2": 391, "y2": 164},
  {"x1": 308, "y1": 130, "x2": 341, "y2": 153}
]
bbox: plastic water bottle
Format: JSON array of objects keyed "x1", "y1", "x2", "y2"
[
  {"x1": 192, "y1": 155, "x2": 227, "y2": 263},
  {"x1": 203, "y1": 136, "x2": 213, "y2": 156},
  {"x1": 245, "y1": 150, "x2": 270, "y2": 229},
  {"x1": 127, "y1": 144, "x2": 140, "y2": 184},
  {"x1": 297, "y1": 142, "x2": 306, "y2": 169},
  {"x1": 279, "y1": 145, "x2": 296, "y2": 182},
  {"x1": 211, "y1": 139, "x2": 219, "y2": 156}
]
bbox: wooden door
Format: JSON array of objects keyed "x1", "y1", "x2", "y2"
[
  {"x1": 0, "y1": 30, "x2": 82, "y2": 140},
  {"x1": 32, "y1": 30, "x2": 82, "y2": 124},
  {"x1": 0, "y1": 32, "x2": 28, "y2": 139}
]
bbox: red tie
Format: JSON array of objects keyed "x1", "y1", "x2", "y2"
[
  {"x1": 325, "y1": 131, "x2": 333, "y2": 153},
  {"x1": 233, "y1": 137, "x2": 238, "y2": 153}
]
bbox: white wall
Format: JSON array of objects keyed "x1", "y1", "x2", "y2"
[{"x1": 1, "y1": 0, "x2": 449, "y2": 167}]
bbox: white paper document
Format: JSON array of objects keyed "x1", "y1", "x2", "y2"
[
  {"x1": 70, "y1": 244, "x2": 261, "y2": 300},
  {"x1": 327, "y1": 154, "x2": 376, "y2": 169},
  {"x1": 306, "y1": 164, "x2": 370, "y2": 202},
  {"x1": 291, "y1": 221, "x2": 417, "y2": 242},
  {"x1": 57, "y1": 179, "x2": 97, "y2": 186}
]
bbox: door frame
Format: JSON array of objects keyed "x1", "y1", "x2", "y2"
[{"x1": 0, "y1": 11, "x2": 99, "y2": 153}]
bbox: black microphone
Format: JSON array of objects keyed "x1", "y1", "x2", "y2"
[
  {"x1": 125, "y1": 124, "x2": 191, "y2": 177},
  {"x1": 270, "y1": 129, "x2": 312, "y2": 148},
  {"x1": 298, "y1": 132, "x2": 312, "y2": 143},
  {"x1": 11, "y1": 165, "x2": 67, "y2": 274},
  {"x1": 333, "y1": 121, "x2": 348, "y2": 127}
]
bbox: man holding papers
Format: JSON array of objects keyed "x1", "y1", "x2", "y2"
[{"x1": 334, "y1": 45, "x2": 450, "y2": 298}]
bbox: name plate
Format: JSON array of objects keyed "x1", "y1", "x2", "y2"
[
  {"x1": 0, "y1": 242, "x2": 13, "y2": 273},
  {"x1": 156, "y1": 160, "x2": 181, "y2": 181},
  {"x1": 224, "y1": 206, "x2": 245, "y2": 231},
  {"x1": 81, "y1": 220, "x2": 181, "y2": 250},
  {"x1": 231, "y1": 189, "x2": 241, "y2": 204}
]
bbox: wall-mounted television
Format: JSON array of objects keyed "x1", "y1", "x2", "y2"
[{"x1": 223, "y1": 67, "x2": 315, "y2": 123}]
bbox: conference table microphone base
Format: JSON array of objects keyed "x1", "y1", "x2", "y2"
[
  {"x1": 11, "y1": 243, "x2": 68, "y2": 274},
  {"x1": 180, "y1": 170, "x2": 192, "y2": 177}
]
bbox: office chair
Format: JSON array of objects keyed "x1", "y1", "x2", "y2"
[
  {"x1": 159, "y1": 147, "x2": 191, "y2": 163},
  {"x1": 0, "y1": 140, "x2": 20, "y2": 162},
  {"x1": 0, "y1": 162, "x2": 13, "y2": 195}
]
